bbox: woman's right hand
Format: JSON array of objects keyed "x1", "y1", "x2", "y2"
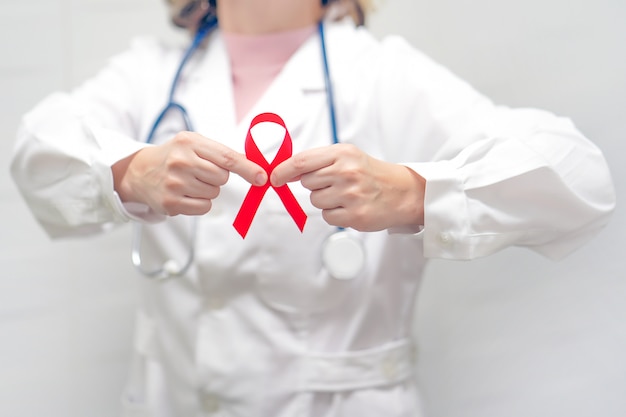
[{"x1": 112, "y1": 131, "x2": 267, "y2": 216}]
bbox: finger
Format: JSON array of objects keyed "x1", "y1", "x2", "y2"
[
  {"x1": 309, "y1": 187, "x2": 342, "y2": 210},
  {"x1": 300, "y1": 168, "x2": 335, "y2": 191},
  {"x1": 178, "y1": 197, "x2": 214, "y2": 216},
  {"x1": 192, "y1": 158, "x2": 230, "y2": 187},
  {"x1": 184, "y1": 180, "x2": 221, "y2": 200},
  {"x1": 158, "y1": 167, "x2": 221, "y2": 200},
  {"x1": 271, "y1": 147, "x2": 335, "y2": 187},
  {"x1": 321, "y1": 207, "x2": 351, "y2": 229},
  {"x1": 162, "y1": 195, "x2": 213, "y2": 217},
  {"x1": 194, "y1": 138, "x2": 267, "y2": 186}
]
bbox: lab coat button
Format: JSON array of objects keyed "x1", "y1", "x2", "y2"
[
  {"x1": 439, "y1": 232, "x2": 453, "y2": 245},
  {"x1": 201, "y1": 393, "x2": 220, "y2": 413}
]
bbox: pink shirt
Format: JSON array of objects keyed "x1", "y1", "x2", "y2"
[{"x1": 222, "y1": 25, "x2": 316, "y2": 123}]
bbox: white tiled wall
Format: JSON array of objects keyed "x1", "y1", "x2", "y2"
[
  {"x1": 0, "y1": 2, "x2": 175, "y2": 416},
  {"x1": 1, "y1": 1, "x2": 625, "y2": 417}
]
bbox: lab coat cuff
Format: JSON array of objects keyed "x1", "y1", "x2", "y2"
[
  {"x1": 403, "y1": 161, "x2": 472, "y2": 259},
  {"x1": 89, "y1": 126, "x2": 165, "y2": 224},
  {"x1": 112, "y1": 193, "x2": 167, "y2": 224},
  {"x1": 387, "y1": 225, "x2": 424, "y2": 237},
  {"x1": 385, "y1": 163, "x2": 426, "y2": 238},
  {"x1": 92, "y1": 158, "x2": 163, "y2": 224}
]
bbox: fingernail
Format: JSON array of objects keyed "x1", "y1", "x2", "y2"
[{"x1": 256, "y1": 172, "x2": 267, "y2": 186}]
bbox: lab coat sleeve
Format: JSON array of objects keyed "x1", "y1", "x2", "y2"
[
  {"x1": 10, "y1": 38, "x2": 167, "y2": 239},
  {"x1": 374, "y1": 37, "x2": 616, "y2": 260}
]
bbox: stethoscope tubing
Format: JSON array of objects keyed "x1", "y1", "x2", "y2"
[
  {"x1": 132, "y1": 16, "x2": 219, "y2": 279},
  {"x1": 146, "y1": 15, "x2": 218, "y2": 143},
  {"x1": 133, "y1": 19, "x2": 343, "y2": 279},
  {"x1": 318, "y1": 21, "x2": 339, "y2": 145}
]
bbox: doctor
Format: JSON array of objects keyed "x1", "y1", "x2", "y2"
[{"x1": 10, "y1": 0, "x2": 615, "y2": 416}]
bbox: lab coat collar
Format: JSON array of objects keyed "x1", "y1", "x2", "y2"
[{"x1": 187, "y1": 27, "x2": 329, "y2": 155}]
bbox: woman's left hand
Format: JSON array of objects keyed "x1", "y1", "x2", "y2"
[{"x1": 271, "y1": 144, "x2": 426, "y2": 231}]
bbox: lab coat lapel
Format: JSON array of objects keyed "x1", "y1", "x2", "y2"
[
  {"x1": 186, "y1": 33, "x2": 241, "y2": 150},
  {"x1": 237, "y1": 33, "x2": 327, "y2": 155},
  {"x1": 185, "y1": 30, "x2": 327, "y2": 155}
]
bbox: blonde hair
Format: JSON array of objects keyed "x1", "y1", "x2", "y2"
[
  {"x1": 326, "y1": 0, "x2": 375, "y2": 26},
  {"x1": 358, "y1": 0, "x2": 374, "y2": 11},
  {"x1": 167, "y1": 1, "x2": 375, "y2": 30}
]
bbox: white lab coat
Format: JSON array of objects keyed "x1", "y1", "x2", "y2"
[{"x1": 11, "y1": 19, "x2": 615, "y2": 417}]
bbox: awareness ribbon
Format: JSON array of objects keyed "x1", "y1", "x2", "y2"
[{"x1": 233, "y1": 113, "x2": 307, "y2": 238}]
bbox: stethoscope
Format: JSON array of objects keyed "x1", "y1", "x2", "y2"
[{"x1": 132, "y1": 17, "x2": 365, "y2": 280}]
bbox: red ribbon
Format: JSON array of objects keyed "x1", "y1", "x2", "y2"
[{"x1": 233, "y1": 113, "x2": 307, "y2": 238}]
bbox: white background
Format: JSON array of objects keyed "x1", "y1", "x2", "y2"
[{"x1": 1, "y1": 0, "x2": 624, "y2": 416}]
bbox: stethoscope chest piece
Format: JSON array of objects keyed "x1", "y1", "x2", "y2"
[{"x1": 322, "y1": 230, "x2": 365, "y2": 280}]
